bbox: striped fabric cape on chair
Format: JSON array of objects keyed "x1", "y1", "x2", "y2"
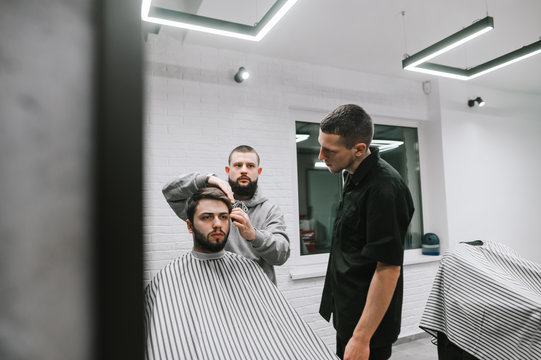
[
  {"x1": 420, "y1": 240, "x2": 541, "y2": 360},
  {"x1": 144, "y1": 250, "x2": 337, "y2": 360}
]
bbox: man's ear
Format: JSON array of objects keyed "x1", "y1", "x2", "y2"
[
  {"x1": 257, "y1": 167, "x2": 262, "y2": 175},
  {"x1": 354, "y1": 142, "x2": 367, "y2": 157},
  {"x1": 225, "y1": 165, "x2": 230, "y2": 175},
  {"x1": 186, "y1": 219, "x2": 194, "y2": 234}
]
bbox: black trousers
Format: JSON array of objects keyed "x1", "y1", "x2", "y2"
[
  {"x1": 437, "y1": 332, "x2": 479, "y2": 360},
  {"x1": 336, "y1": 333, "x2": 392, "y2": 360}
]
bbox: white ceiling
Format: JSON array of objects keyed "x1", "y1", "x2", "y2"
[{"x1": 155, "y1": 0, "x2": 541, "y2": 94}]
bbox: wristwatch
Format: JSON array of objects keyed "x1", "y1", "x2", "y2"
[{"x1": 205, "y1": 173, "x2": 217, "y2": 184}]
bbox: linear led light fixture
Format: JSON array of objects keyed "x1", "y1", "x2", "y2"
[
  {"x1": 141, "y1": 0, "x2": 298, "y2": 41},
  {"x1": 403, "y1": 17, "x2": 494, "y2": 71},
  {"x1": 402, "y1": 16, "x2": 541, "y2": 80}
]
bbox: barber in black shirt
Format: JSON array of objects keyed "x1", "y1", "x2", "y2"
[{"x1": 317, "y1": 104, "x2": 414, "y2": 360}]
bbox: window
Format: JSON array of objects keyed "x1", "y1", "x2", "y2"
[{"x1": 296, "y1": 121, "x2": 423, "y2": 256}]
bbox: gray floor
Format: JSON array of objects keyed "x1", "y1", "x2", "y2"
[{"x1": 392, "y1": 334, "x2": 438, "y2": 360}]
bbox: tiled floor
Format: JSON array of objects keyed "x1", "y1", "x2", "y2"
[{"x1": 391, "y1": 335, "x2": 438, "y2": 360}]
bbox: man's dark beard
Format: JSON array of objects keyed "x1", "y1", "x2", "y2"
[
  {"x1": 192, "y1": 226, "x2": 229, "y2": 252},
  {"x1": 229, "y1": 178, "x2": 258, "y2": 198}
]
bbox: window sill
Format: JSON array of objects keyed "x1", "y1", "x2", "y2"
[
  {"x1": 289, "y1": 249, "x2": 442, "y2": 280},
  {"x1": 403, "y1": 248, "x2": 442, "y2": 265},
  {"x1": 289, "y1": 263, "x2": 328, "y2": 280}
]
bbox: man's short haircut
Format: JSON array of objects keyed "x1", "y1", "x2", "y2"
[
  {"x1": 320, "y1": 104, "x2": 374, "y2": 148},
  {"x1": 228, "y1": 145, "x2": 260, "y2": 165},
  {"x1": 186, "y1": 187, "x2": 233, "y2": 223}
]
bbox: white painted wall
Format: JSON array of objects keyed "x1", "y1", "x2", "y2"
[
  {"x1": 438, "y1": 80, "x2": 541, "y2": 263},
  {"x1": 143, "y1": 31, "x2": 541, "y2": 350}
]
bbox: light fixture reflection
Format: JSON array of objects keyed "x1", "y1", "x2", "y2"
[
  {"x1": 371, "y1": 140, "x2": 404, "y2": 153},
  {"x1": 296, "y1": 134, "x2": 310, "y2": 143},
  {"x1": 313, "y1": 140, "x2": 404, "y2": 169}
]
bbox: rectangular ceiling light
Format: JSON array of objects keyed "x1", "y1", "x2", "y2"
[
  {"x1": 467, "y1": 40, "x2": 541, "y2": 79},
  {"x1": 403, "y1": 16, "x2": 494, "y2": 70},
  {"x1": 402, "y1": 16, "x2": 541, "y2": 80},
  {"x1": 141, "y1": 0, "x2": 298, "y2": 41}
]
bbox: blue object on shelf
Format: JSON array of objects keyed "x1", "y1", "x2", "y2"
[{"x1": 422, "y1": 233, "x2": 440, "y2": 255}]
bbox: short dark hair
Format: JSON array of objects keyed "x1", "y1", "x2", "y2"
[
  {"x1": 186, "y1": 187, "x2": 232, "y2": 223},
  {"x1": 228, "y1": 145, "x2": 260, "y2": 165},
  {"x1": 320, "y1": 104, "x2": 373, "y2": 148}
]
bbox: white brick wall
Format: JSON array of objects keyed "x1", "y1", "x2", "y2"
[
  {"x1": 143, "y1": 33, "x2": 440, "y2": 349},
  {"x1": 401, "y1": 262, "x2": 440, "y2": 337}
]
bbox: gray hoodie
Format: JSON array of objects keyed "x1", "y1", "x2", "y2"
[{"x1": 162, "y1": 172, "x2": 290, "y2": 284}]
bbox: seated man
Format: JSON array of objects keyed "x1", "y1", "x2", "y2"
[{"x1": 144, "y1": 187, "x2": 337, "y2": 360}]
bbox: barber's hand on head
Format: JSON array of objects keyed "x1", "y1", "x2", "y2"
[
  {"x1": 344, "y1": 336, "x2": 369, "y2": 360},
  {"x1": 207, "y1": 175, "x2": 235, "y2": 204},
  {"x1": 230, "y1": 208, "x2": 257, "y2": 241}
]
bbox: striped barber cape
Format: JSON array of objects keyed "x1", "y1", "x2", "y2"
[
  {"x1": 420, "y1": 240, "x2": 541, "y2": 360},
  {"x1": 144, "y1": 250, "x2": 337, "y2": 360}
]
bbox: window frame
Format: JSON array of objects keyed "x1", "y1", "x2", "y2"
[{"x1": 288, "y1": 108, "x2": 439, "y2": 280}]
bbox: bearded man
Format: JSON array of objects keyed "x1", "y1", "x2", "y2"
[
  {"x1": 162, "y1": 145, "x2": 290, "y2": 284},
  {"x1": 145, "y1": 187, "x2": 337, "y2": 360}
]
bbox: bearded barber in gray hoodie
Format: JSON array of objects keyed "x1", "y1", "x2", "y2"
[{"x1": 162, "y1": 145, "x2": 290, "y2": 284}]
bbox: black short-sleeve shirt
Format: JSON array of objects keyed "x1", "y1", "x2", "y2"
[{"x1": 319, "y1": 147, "x2": 414, "y2": 346}]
